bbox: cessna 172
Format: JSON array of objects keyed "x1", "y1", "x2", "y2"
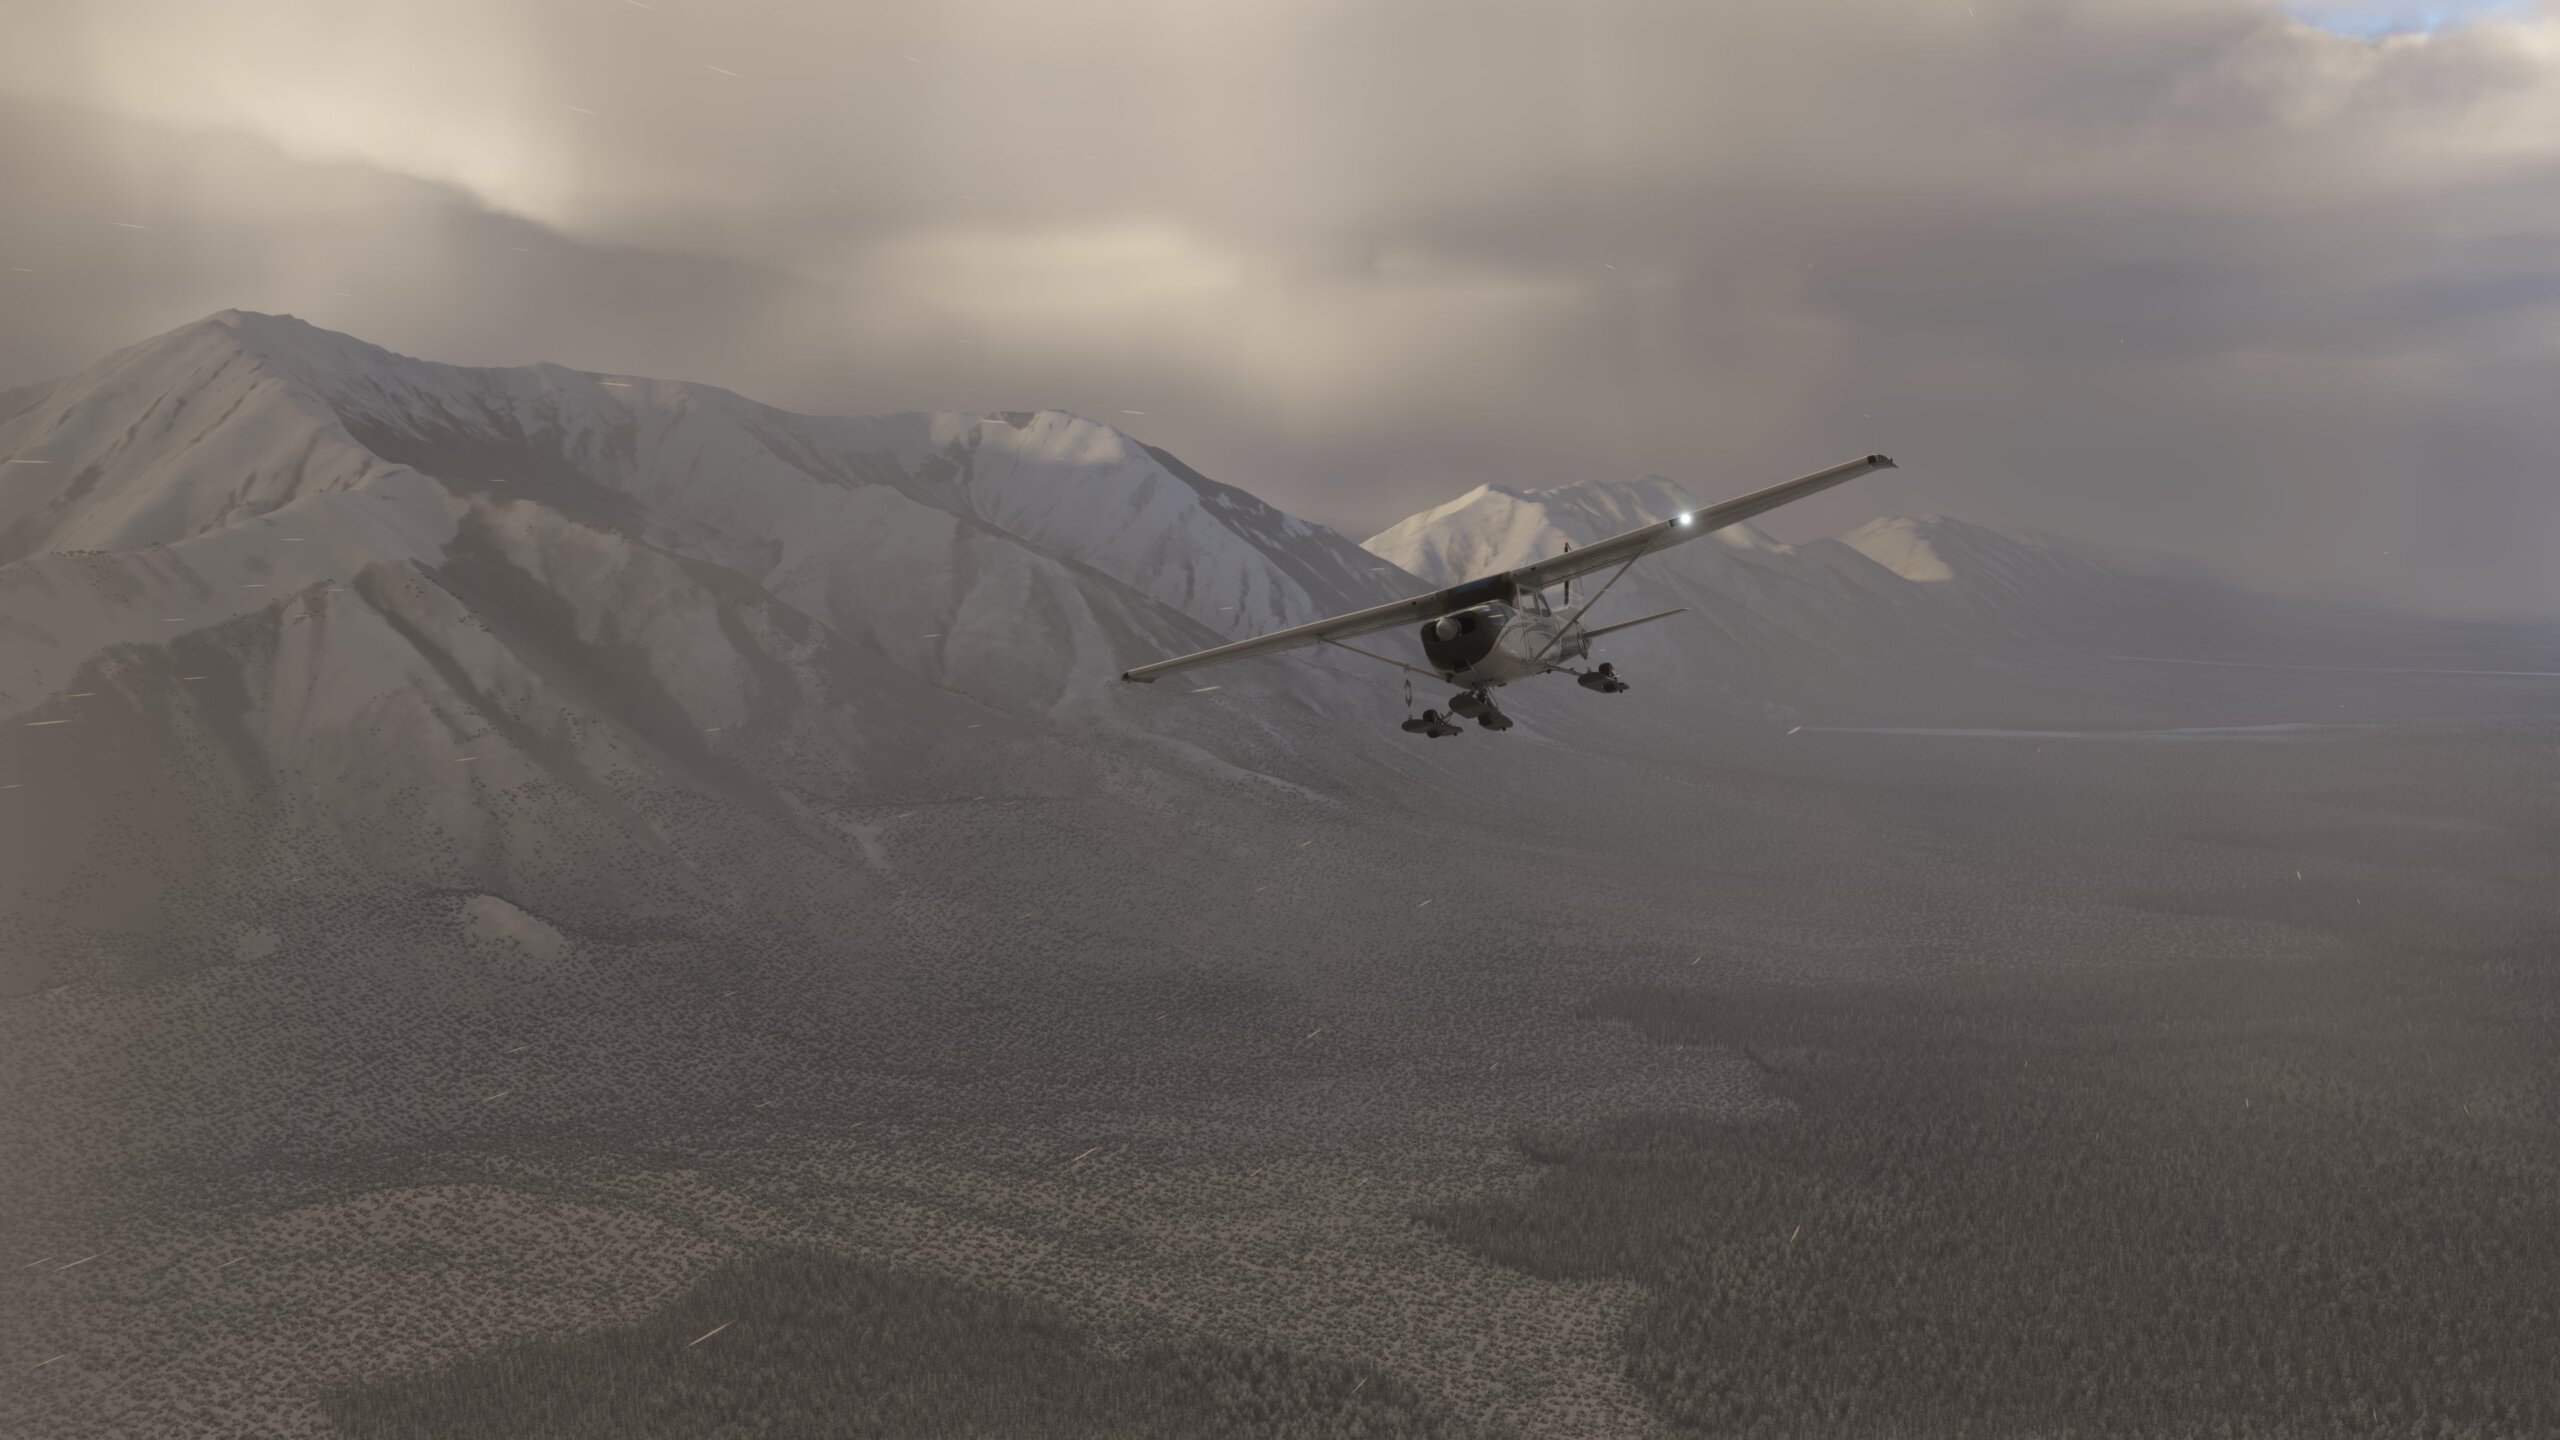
[{"x1": 1120, "y1": 453, "x2": 1897, "y2": 735}]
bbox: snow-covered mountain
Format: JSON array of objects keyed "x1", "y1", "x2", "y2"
[
  {"x1": 0, "y1": 312, "x2": 1425, "y2": 984},
  {"x1": 1840, "y1": 515, "x2": 2134, "y2": 638},
  {"x1": 0, "y1": 313, "x2": 1413, "y2": 646}
]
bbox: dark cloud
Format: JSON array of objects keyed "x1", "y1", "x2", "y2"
[{"x1": 2, "y1": 1, "x2": 2557, "y2": 615}]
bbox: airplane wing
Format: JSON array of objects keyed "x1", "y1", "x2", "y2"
[
  {"x1": 1119, "y1": 586, "x2": 1491, "y2": 683},
  {"x1": 1119, "y1": 453, "x2": 1894, "y2": 683},
  {"x1": 1507, "y1": 453, "x2": 1896, "y2": 595}
]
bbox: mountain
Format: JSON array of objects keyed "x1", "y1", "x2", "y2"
[
  {"x1": 1838, "y1": 515, "x2": 2135, "y2": 640},
  {"x1": 0, "y1": 312, "x2": 1425, "y2": 987}
]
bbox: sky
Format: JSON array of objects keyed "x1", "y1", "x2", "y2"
[
  {"x1": 2290, "y1": 0, "x2": 2529, "y2": 38},
  {"x1": 2, "y1": 0, "x2": 2557, "y2": 618}
]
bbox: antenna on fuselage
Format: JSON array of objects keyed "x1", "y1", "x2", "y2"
[{"x1": 1561, "y1": 541, "x2": 1571, "y2": 608}]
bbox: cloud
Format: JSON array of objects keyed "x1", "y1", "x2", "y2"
[
  {"x1": 0, "y1": 101, "x2": 838, "y2": 397},
  {"x1": 3, "y1": 0, "x2": 2559, "y2": 616}
]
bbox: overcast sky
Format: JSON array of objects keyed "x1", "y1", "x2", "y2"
[{"x1": 3, "y1": 0, "x2": 2555, "y2": 616}]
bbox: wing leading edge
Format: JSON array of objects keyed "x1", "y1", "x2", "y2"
[
  {"x1": 1118, "y1": 453, "x2": 1895, "y2": 683},
  {"x1": 1507, "y1": 453, "x2": 1897, "y2": 595}
]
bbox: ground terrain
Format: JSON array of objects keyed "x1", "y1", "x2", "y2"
[{"x1": 5, "y1": 653, "x2": 2556, "y2": 1439}]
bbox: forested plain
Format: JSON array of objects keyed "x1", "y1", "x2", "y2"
[
  {"x1": 327, "y1": 1251, "x2": 1475, "y2": 1440},
  {"x1": 1441, "y1": 921, "x2": 2560, "y2": 1437}
]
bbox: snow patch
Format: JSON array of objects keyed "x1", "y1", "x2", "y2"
[{"x1": 456, "y1": 893, "x2": 573, "y2": 968}]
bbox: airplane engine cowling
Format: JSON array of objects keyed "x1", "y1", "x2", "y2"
[{"x1": 1419, "y1": 605, "x2": 1505, "y2": 673}]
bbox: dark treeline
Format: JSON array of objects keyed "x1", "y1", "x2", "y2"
[
  {"x1": 326, "y1": 1250, "x2": 1482, "y2": 1439},
  {"x1": 1437, "y1": 938, "x2": 2560, "y2": 1439}
]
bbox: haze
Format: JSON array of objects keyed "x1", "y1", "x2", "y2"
[{"x1": 3, "y1": 0, "x2": 2554, "y2": 616}]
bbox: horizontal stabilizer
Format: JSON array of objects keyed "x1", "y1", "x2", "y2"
[{"x1": 1583, "y1": 607, "x2": 1688, "y2": 641}]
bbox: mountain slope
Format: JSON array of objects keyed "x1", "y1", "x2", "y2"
[{"x1": 0, "y1": 312, "x2": 1421, "y2": 986}]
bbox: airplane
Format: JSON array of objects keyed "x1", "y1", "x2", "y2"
[{"x1": 1119, "y1": 453, "x2": 1897, "y2": 735}]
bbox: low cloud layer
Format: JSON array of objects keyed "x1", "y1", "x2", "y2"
[{"x1": 4, "y1": 0, "x2": 2557, "y2": 615}]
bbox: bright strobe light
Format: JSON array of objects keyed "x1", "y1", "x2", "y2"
[{"x1": 1675, "y1": 512, "x2": 1693, "y2": 526}]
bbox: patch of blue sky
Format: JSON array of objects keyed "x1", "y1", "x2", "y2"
[{"x1": 2285, "y1": 0, "x2": 2531, "y2": 39}]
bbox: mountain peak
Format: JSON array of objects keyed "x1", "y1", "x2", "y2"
[
  {"x1": 0, "y1": 310, "x2": 409, "y2": 561},
  {"x1": 1841, "y1": 514, "x2": 2076, "y2": 585},
  {"x1": 164, "y1": 308, "x2": 394, "y2": 372}
]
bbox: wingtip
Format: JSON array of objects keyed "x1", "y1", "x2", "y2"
[{"x1": 1869, "y1": 453, "x2": 1898, "y2": 469}]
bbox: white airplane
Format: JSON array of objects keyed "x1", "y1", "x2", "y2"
[{"x1": 1122, "y1": 453, "x2": 1897, "y2": 735}]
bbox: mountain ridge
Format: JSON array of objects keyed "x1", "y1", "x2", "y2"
[{"x1": 0, "y1": 311, "x2": 1435, "y2": 986}]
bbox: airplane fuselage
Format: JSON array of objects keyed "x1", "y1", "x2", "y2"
[{"x1": 1417, "y1": 602, "x2": 1588, "y2": 687}]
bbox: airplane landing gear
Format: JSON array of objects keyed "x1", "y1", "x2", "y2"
[
  {"x1": 1575, "y1": 662, "x2": 1630, "y2": 694},
  {"x1": 1400, "y1": 708, "x2": 1464, "y2": 738},
  {"x1": 1448, "y1": 689, "x2": 1514, "y2": 731}
]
